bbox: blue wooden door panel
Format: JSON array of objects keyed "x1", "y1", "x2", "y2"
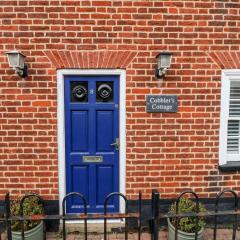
[
  {"x1": 96, "y1": 111, "x2": 114, "y2": 152},
  {"x1": 64, "y1": 75, "x2": 119, "y2": 213},
  {"x1": 96, "y1": 165, "x2": 114, "y2": 207},
  {"x1": 71, "y1": 166, "x2": 89, "y2": 207},
  {"x1": 71, "y1": 111, "x2": 89, "y2": 152}
]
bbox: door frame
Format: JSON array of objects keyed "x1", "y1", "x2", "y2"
[{"x1": 57, "y1": 69, "x2": 126, "y2": 215}]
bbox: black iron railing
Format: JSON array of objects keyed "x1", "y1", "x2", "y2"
[
  {"x1": 1, "y1": 189, "x2": 240, "y2": 240},
  {"x1": 150, "y1": 189, "x2": 240, "y2": 240},
  {"x1": 1, "y1": 191, "x2": 142, "y2": 240}
]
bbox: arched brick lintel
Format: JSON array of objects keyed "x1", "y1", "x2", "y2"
[
  {"x1": 208, "y1": 52, "x2": 240, "y2": 69},
  {"x1": 44, "y1": 50, "x2": 137, "y2": 69}
]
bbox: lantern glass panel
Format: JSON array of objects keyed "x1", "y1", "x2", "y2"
[
  {"x1": 18, "y1": 54, "x2": 25, "y2": 69},
  {"x1": 157, "y1": 57, "x2": 161, "y2": 69},
  {"x1": 160, "y1": 54, "x2": 172, "y2": 68},
  {"x1": 7, "y1": 53, "x2": 19, "y2": 68}
]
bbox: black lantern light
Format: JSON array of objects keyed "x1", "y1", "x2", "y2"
[
  {"x1": 6, "y1": 50, "x2": 28, "y2": 78},
  {"x1": 155, "y1": 52, "x2": 172, "y2": 79}
]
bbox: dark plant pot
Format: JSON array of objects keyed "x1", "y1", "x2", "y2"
[
  {"x1": 12, "y1": 221, "x2": 44, "y2": 240},
  {"x1": 167, "y1": 218, "x2": 204, "y2": 240}
]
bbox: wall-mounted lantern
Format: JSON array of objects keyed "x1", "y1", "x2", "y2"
[
  {"x1": 6, "y1": 50, "x2": 28, "y2": 78},
  {"x1": 155, "y1": 52, "x2": 172, "y2": 79}
]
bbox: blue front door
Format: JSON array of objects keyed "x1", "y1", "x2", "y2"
[{"x1": 64, "y1": 75, "x2": 120, "y2": 213}]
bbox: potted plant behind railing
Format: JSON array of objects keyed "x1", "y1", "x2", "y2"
[
  {"x1": 167, "y1": 198, "x2": 206, "y2": 240},
  {"x1": 10, "y1": 194, "x2": 44, "y2": 240}
]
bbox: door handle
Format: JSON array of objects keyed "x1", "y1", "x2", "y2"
[{"x1": 110, "y1": 138, "x2": 120, "y2": 150}]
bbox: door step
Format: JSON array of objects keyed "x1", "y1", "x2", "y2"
[{"x1": 60, "y1": 222, "x2": 125, "y2": 234}]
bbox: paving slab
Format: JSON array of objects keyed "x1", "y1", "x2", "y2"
[
  {"x1": 2, "y1": 229, "x2": 240, "y2": 239},
  {"x1": 46, "y1": 228, "x2": 240, "y2": 240}
]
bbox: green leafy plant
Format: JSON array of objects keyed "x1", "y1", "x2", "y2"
[
  {"x1": 10, "y1": 195, "x2": 44, "y2": 231},
  {"x1": 169, "y1": 198, "x2": 206, "y2": 233}
]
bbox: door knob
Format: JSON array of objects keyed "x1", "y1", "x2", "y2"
[{"x1": 110, "y1": 138, "x2": 120, "y2": 150}]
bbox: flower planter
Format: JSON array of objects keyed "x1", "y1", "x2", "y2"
[
  {"x1": 167, "y1": 218, "x2": 203, "y2": 240},
  {"x1": 12, "y1": 221, "x2": 44, "y2": 240}
]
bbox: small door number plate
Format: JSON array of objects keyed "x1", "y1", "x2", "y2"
[{"x1": 83, "y1": 156, "x2": 103, "y2": 162}]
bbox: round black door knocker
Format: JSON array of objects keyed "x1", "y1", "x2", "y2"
[
  {"x1": 97, "y1": 84, "x2": 112, "y2": 100},
  {"x1": 72, "y1": 85, "x2": 87, "y2": 100}
]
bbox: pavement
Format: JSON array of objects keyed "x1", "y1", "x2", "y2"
[
  {"x1": 45, "y1": 229, "x2": 240, "y2": 239},
  {"x1": 1, "y1": 228, "x2": 239, "y2": 239}
]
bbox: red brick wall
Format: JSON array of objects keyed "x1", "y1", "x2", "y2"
[{"x1": 1, "y1": 0, "x2": 240, "y2": 200}]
